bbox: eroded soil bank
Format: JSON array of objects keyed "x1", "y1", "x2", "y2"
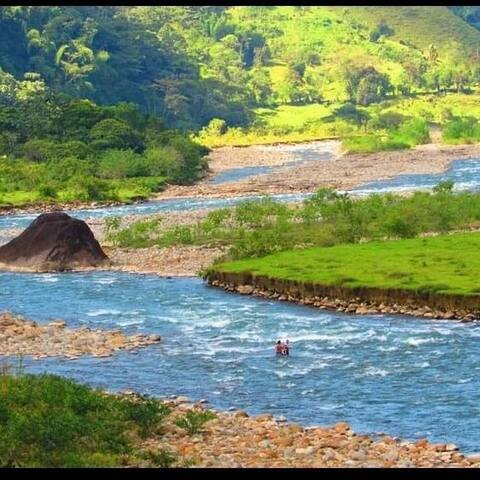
[{"x1": 206, "y1": 272, "x2": 480, "y2": 322}]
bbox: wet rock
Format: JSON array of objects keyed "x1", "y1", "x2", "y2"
[
  {"x1": 237, "y1": 285, "x2": 254, "y2": 295},
  {"x1": 445, "y1": 443, "x2": 458, "y2": 452},
  {"x1": 234, "y1": 411, "x2": 249, "y2": 418}
]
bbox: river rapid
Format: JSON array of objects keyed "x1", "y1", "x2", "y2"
[{"x1": 1, "y1": 142, "x2": 480, "y2": 452}]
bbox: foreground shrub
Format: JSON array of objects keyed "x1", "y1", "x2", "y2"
[
  {"x1": 0, "y1": 372, "x2": 177, "y2": 467},
  {"x1": 122, "y1": 398, "x2": 171, "y2": 438},
  {"x1": 174, "y1": 410, "x2": 217, "y2": 435}
]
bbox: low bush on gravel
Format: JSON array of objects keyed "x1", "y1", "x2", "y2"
[
  {"x1": 110, "y1": 182, "x2": 480, "y2": 261},
  {"x1": 175, "y1": 410, "x2": 217, "y2": 435}
]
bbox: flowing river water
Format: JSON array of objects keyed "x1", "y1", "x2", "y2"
[{"x1": 1, "y1": 143, "x2": 480, "y2": 452}]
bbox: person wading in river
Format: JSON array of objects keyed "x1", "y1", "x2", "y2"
[{"x1": 275, "y1": 339, "x2": 290, "y2": 356}]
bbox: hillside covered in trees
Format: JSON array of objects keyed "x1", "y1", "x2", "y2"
[
  {"x1": 2, "y1": 6, "x2": 480, "y2": 206},
  {"x1": 2, "y1": 6, "x2": 480, "y2": 132}
]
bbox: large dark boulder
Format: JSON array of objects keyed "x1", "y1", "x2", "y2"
[{"x1": 0, "y1": 212, "x2": 109, "y2": 271}]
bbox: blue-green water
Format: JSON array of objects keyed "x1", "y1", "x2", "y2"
[{"x1": 1, "y1": 272, "x2": 480, "y2": 452}]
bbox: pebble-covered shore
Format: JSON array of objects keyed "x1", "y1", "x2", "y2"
[
  {"x1": 106, "y1": 244, "x2": 226, "y2": 277},
  {"x1": 154, "y1": 142, "x2": 480, "y2": 200},
  {"x1": 131, "y1": 394, "x2": 480, "y2": 468},
  {"x1": 0, "y1": 312, "x2": 161, "y2": 360}
]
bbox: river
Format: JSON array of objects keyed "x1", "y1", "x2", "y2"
[{"x1": 1, "y1": 142, "x2": 480, "y2": 452}]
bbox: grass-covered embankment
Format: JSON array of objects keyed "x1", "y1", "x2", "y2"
[{"x1": 206, "y1": 232, "x2": 480, "y2": 318}]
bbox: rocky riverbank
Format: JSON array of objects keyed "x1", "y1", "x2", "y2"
[
  {"x1": 206, "y1": 277, "x2": 480, "y2": 322},
  {"x1": 0, "y1": 312, "x2": 161, "y2": 360},
  {"x1": 123, "y1": 393, "x2": 480, "y2": 468},
  {"x1": 154, "y1": 142, "x2": 480, "y2": 200},
  {"x1": 206, "y1": 142, "x2": 301, "y2": 172}
]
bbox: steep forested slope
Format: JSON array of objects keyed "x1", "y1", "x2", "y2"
[{"x1": 1, "y1": 6, "x2": 479, "y2": 132}]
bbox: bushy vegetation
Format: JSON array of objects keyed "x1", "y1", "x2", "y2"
[
  {"x1": 0, "y1": 370, "x2": 176, "y2": 467},
  {"x1": 212, "y1": 231, "x2": 480, "y2": 297},
  {"x1": 108, "y1": 182, "x2": 480, "y2": 262},
  {"x1": 1, "y1": 6, "x2": 480, "y2": 204},
  {"x1": 343, "y1": 117, "x2": 430, "y2": 153},
  {"x1": 442, "y1": 117, "x2": 480, "y2": 144},
  {"x1": 0, "y1": 86, "x2": 209, "y2": 207},
  {"x1": 174, "y1": 410, "x2": 217, "y2": 435}
]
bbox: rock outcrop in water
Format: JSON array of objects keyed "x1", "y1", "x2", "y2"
[{"x1": 0, "y1": 212, "x2": 109, "y2": 271}]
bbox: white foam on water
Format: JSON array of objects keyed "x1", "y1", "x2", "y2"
[
  {"x1": 86, "y1": 309, "x2": 122, "y2": 317},
  {"x1": 360, "y1": 366, "x2": 389, "y2": 377},
  {"x1": 301, "y1": 389, "x2": 314, "y2": 395},
  {"x1": 191, "y1": 318, "x2": 233, "y2": 329},
  {"x1": 36, "y1": 275, "x2": 59, "y2": 283},
  {"x1": 95, "y1": 278, "x2": 118, "y2": 285},
  {"x1": 311, "y1": 361, "x2": 330, "y2": 370},
  {"x1": 404, "y1": 337, "x2": 437, "y2": 347},
  {"x1": 318, "y1": 403, "x2": 345, "y2": 411},
  {"x1": 233, "y1": 331, "x2": 269, "y2": 341},
  {"x1": 286, "y1": 332, "x2": 340, "y2": 342},
  {"x1": 287, "y1": 329, "x2": 381, "y2": 344},
  {"x1": 432, "y1": 328, "x2": 455, "y2": 336},
  {"x1": 117, "y1": 319, "x2": 145, "y2": 326},
  {"x1": 414, "y1": 361, "x2": 430, "y2": 368},
  {"x1": 199, "y1": 344, "x2": 264, "y2": 356}
]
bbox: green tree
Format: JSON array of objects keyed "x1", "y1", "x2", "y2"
[
  {"x1": 247, "y1": 67, "x2": 273, "y2": 106},
  {"x1": 89, "y1": 119, "x2": 144, "y2": 152}
]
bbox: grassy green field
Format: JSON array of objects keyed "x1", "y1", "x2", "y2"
[{"x1": 211, "y1": 232, "x2": 480, "y2": 296}]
